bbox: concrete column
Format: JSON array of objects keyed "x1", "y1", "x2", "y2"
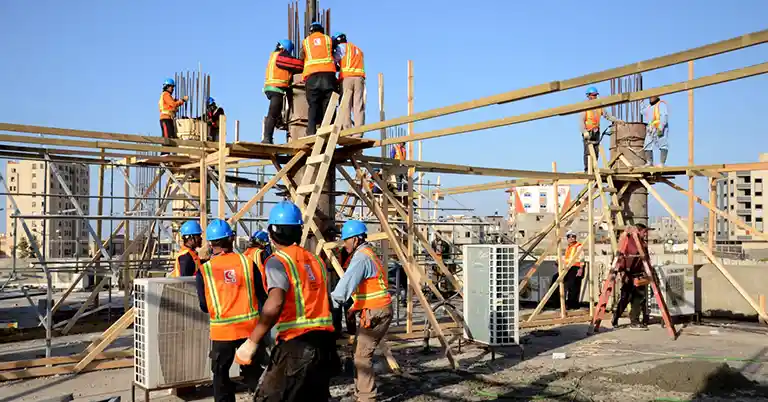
[{"x1": 610, "y1": 123, "x2": 648, "y2": 226}]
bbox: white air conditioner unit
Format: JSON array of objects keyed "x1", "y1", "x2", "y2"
[
  {"x1": 647, "y1": 264, "x2": 696, "y2": 317},
  {"x1": 133, "y1": 277, "x2": 239, "y2": 390},
  {"x1": 463, "y1": 244, "x2": 520, "y2": 346}
]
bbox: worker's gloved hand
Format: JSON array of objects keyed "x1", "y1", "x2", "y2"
[
  {"x1": 182, "y1": 95, "x2": 189, "y2": 101},
  {"x1": 656, "y1": 130, "x2": 664, "y2": 137},
  {"x1": 234, "y1": 339, "x2": 258, "y2": 365},
  {"x1": 581, "y1": 131, "x2": 590, "y2": 140}
]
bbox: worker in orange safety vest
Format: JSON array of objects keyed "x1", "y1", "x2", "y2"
[
  {"x1": 159, "y1": 78, "x2": 188, "y2": 142},
  {"x1": 302, "y1": 22, "x2": 338, "y2": 137},
  {"x1": 244, "y1": 230, "x2": 271, "y2": 291},
  {"x1": 332, "y1": 32, "x2": 366, "y2": 133},
  {"x1": 562, "y1": 230, "x2": 585, "y2": 310},
  {"x1": 235, "y1": 201, "x2": 338, "y2": 402},
  {"x1": 168, "y1": 220, "x2": 203, "y2": 277},
  {"x1": 331, "y1": 220, "x2": 392, "y2": 402},
  {"x1": 579, "y1": 86, "x2": 624, "y2": 172},
  {"x1": 262, "y1": 39, "x2": 304, "y2": 144},
  {"x1": 195, "y1": 219, "x2": 268, "y2": 400}
]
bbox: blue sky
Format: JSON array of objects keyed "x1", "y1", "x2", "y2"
[{"x1": 0, "y1": 0, "x2": 767, "y2": 236}]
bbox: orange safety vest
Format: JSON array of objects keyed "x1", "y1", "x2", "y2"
[
  {"x1": 564, "y1": 242, "x2": 583, "y2": 268},
  {"x1": 584, "y1": 108, "x2": 602, "y2": 131},
  {"x1": 158, "y1": 92, "x2": 180, "y2": 119},
  {"x1": 244, "y1": 247, "x2": 268, "y2": 290},
  {"x1": 394, "y1": 144, "x2": 406, "y2": 160},
  {"x1": 264, "y1": 51, "x2": 292, "y2": 89},
  {"x1": 269, "y1": 245, "x2": 334, "y2": 342},
  {"x1": 200, "y1": 252, "x2": 259, "y2": 341},
  {"x1": 302, "y1": 32, "x2": 336, "y2": 79},
  {"x1": 339, "y1": 42, "x2": 365, "y2": 79},
  {"x1": 343, "y1": 245, "x2": 391, "y2": 311},
  {"x1": 169, "y1": 246, "x2": 201, "y2": 277},
  {"x1": 650, "y1": 100, "x2": 667, "y2": 130}
]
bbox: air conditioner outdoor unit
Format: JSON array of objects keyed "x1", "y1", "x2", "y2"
[
  {"x1": 647, "y1": 264, "x2": 696, "y2": 317},
  {"x1": 518, "y1": 259, "x2": 557, "y2": 303},
  {"x1": 463, "y1": 244, "x2": 520, "y2": 346},
  {"x1": 133, "y1": 277, "x2": 239, "y2": 390}
]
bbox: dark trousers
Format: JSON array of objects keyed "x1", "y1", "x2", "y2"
[
  {"x1": 563, "y1": 266, "x2": 583, "y2": 310},
  {"x1": 160, "y1": 118, "x2": 176, "y2": 139},
  {"x1": 263, "y1": 91, "x2": 285, "y2": 143},
  {"x1": 210, "y1": 339, "x2": 264, "y2": 402},
  {"x1": 332, "y1": 298, "x2": 356, "y2": 335},
  {"x1": 613, "y1": 278, "x2": 649, "y2": 325},
  {"x1": 305, "y1": 72, "x2": 337, "y2": 136},
  {"x1": 582, "y1": 128, "x2": 600, "y2": 172},
  {"x1": 255, "y1": 331, "x2": 339, "y2": 402}
]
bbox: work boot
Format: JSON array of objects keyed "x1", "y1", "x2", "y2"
[
  {"x1": 262, "y1": 117, "x2": 276, "y2": 144},
  {"x1": 644, "y1": 151, "x2": 653, "y2": 167},
  {"x1": 629, "y1": 321, "x2": 648, "y2": 331},
  {"x1": 660, "y1": 149, "x2": 668, "y2": 167}
]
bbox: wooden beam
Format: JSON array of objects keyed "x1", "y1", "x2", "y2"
[
  {"x1": 73, "y1": 308, "x2": 135, "y2": 373},
  {"x1": 605, "y1": 161, "x2": 768, "y2": 176},
  {"x1": 0, "y1": 133, "x2": 204, "y2": 155},
  {"x1": 0, "y1": 350, "x2": 132, "y2": 371},
  {"x1": 377, "y1": 62, "x2": 768, "y2": 146},
  {"x1": 688, "y1": 61, "x2": 695, "y2": 265},
  {"x1": 322, "y1": 231, "x2": 388, "y2": 249},
  {"x1": 0, "y1": 358, "x2": 133, "y2": 381},
  {"x1": 436, "y1": 178, "x2": 588, "y2": 196},
  {"x1": 218, "y1": 115, "x2": 228, "y2": 219}
]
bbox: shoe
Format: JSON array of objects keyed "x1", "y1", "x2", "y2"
[
  {"x1": 261, "y1": 138, "x2": 274, "y2": 145},
  {"x1": 611, "y1": 319, "x2": 619, "y2": 328},
  {"x1": 657, "y1": 163, "x2": 664, "y2": 168},
  {"x1": 629, "y1": 322, "x2": 648, "y2": 330}
]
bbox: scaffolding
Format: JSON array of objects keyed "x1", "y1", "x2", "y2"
[{"x1": 0, "y1": 28, "x2": 768, "y2": 379}]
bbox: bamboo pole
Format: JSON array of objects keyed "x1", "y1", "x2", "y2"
[{"x1": 688, "y1": 61, "x2": 695, "y2": 265}]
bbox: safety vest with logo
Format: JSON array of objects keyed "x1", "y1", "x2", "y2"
[
  {"x1": 244, "y1": 247, "x2": 268, "y2": 291},
  {"x1": 339, "y1": 42, "x2": 365, "y2": 79},
  {"x1": 564, "y1": 242, "x2": 583, "y2": 268},
  {"x1": 584, "y1": 108, "x2": 602, "y2": 131},
  {"x1": 269, "y1": 245, "x2": 334, "y2": 342},
  {"x1": 343, "y1": 245, "x2": 391, "y2": 311},
  {"x1": 169, "y1": 246, "x2": 201, "y2": 277},
  {"x1": 650, "y1": 100, "x2": 667, "y2": 130},
  {"x1": 200, "y1": 252, "x2": 260, "y2": 341},
  {"x1": 264, "y1": 51, "x2": 292, "y2": 89},
  {"x1": 302, "y1": 32, "x2": 336, "y2": 79}
]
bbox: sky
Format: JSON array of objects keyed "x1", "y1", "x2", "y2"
[{"x1": 0, "y1": 0, "x2": 767, "y2": 237}]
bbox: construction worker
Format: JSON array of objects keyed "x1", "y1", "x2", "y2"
[
  {"x1": 205, "y1": 97, "x2": 225, "y2": 142},
  {"x1": 244, "y1": 230, "x2": 271, "y2": 290},
  {"x1": 159, "y1": 78, "x2": 188, "y2": 140},
  {"x1": 235, "y1": 201, "x2": 337, "y2": 401},
  {"x1": 262, "y1": 39, "x2": 304, "y2": 144},
  {"x1": 579, "y1": 86, "x2": 623, "y2": 172},
  {"x1": 563, "y1": 230, "x2": 585, "y2": 310},
  {"x1": 641, "y1": 95, "x2": 669, "y2": 167},
  {"x1": 390, "y1": 142, "x2": 407, "y2": 191},
  {"x1": 168, "y1": 220, "x2": 203, "y2": 277},
  {"x1": 194, "y1": 219, "x2": 268, "y2": 401},
  {"x1": 303, "y1": 22, "x2": 337, "y2": 137},
  {"x1": 332, "y1": 32, "x2": 366, "y2": 133},
  {"x1": 331, "y1": 220, "x2": 392, "y2": 402},
  {"x1": 611, "y1": 224, "x2": 652, "y2": 330}
]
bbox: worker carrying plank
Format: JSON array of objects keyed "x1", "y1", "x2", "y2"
[
  {"x1": 563, "y1": 230, "x2": 585, "y2": 310},
  {"x1": 158, "y1": 78, "x2": 188, "y2": 140},
  {"x1": 195, "y1": 219, "x2": 269, "y2": 400},
  {"x1": 168, "y1": 220, "x2": 203, "y2": 277},
  {"x1": 579, "y1": 86, "x2": 624, "y2": 172},
  {"x1": 640, "y1": 96, "x2": 669, "y2": 167},
  {"x1": 235, "y1": 201, "x2": 339, "y2": 401},
  {"x1": 331, "y1": 220, "x2": 393, "y2": 402},
  {"x1": 611, "y1": 224, "x2": 652, "y2": 330},
  {"x1": 205, "y1": 97, "x2": 225, "y2": 142},
  {"x1": 303, "y1": 22, "x2": 338, "y2": 136},
  {"x1": 262, "y1": 39, "x2": 304, "y2": 144},
  {"x1": 332, "y1": 31, "x2": 366, "y2": 133}
]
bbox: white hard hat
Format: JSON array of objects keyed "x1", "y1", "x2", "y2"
[{"x1": 566, "y1": 230, "x2": 577, "y2": 238}]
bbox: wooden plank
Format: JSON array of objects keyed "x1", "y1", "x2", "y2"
[
  {"x1": 322, "y1": 231, "x2": 388, "y2": 249},
  {"x1": 688, "y1": 61, "x2": 695, "y2": 265},
  {"x1": 519, "y1": 314, "x2": 591, "y2": 329},
  {"x1": 0, "y1": 133, "x2": 203, "y2": 156},
  {"x1": 0, "y1": 358, "x2": 133, "y2": 381},
  {"x1": 0, "y1": 350, "x2": 132, "y2": 371},
  {"x1": 377, "y1": 62, "x2": 768, "y2": 146},
  {"x1": 552, "y1": 162, "x2": 566, "y2": 319},
  {"x1": 74, "y1": 308, "x2": 135, "y2": 373},
  {"x1": 288, "y1": 29, "x2": 768, "y2": 144},
  {"x1": 218, "y1": 115, "x2": 228, "y2": 219},
  {"x1": 638, "y1": 176, "x2": 768, "y2": 323},
  {"x1": 760, "y1": 295, "x2": 767, "y2": 325},
  {"x1": 436, "y1": 178, "x2": 588, "y2": 196}
]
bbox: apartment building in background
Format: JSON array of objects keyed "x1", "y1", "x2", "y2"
[{"x1": 5, "y1": 160, "x2": 90, "y2": 258}]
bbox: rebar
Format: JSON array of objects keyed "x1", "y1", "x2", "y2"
[{"x1": 610, "y1": 73, "x2": 643, "y2": 123}]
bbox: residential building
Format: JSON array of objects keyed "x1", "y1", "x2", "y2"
[
  {"x1": 5, "y1": 160, "x2": 90, "y2": 258},
  {"x1": 715, "y1": 153, "x2": 767, "y2": 242}
]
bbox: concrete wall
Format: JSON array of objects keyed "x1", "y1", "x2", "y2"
[{"x1": 696, "y1": 264, "x2": 768, "y2": 318}]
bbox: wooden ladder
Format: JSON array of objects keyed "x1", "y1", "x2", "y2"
[
  {"x1": 337, "y1": 170, "x2": 365, "y2": 219},
  {"x1": 294, "y1": 90, "x2": 351, "y2": 247}
]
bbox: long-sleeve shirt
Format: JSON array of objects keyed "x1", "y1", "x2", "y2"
[
  {"x1": 330, "y1": 243, "x2": 379, "y2": 308},
  {"x1": 159, "y1": 91, "x2": 184, "y2": 120},
  {"x1": 332, "y1": 43, "x2": 347, "y2": 64},
  {"x1": 177, "y1": 253, "x2": 198, "y2": 277},
  {"x1": 578, "y1": 107, "x2": 620, "y2": 133},
  {"x1": 640, "y1": 100, "x2": 669, "y2": 135},
  {"x1": 195, "y1": 252, "x2": 269, "y2": 314}
]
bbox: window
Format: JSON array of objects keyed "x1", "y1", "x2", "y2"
[
  {"x1": 11, "y1": 168, "x2": 16, "y2": 173},
  {"x1": 757, "y1": 192, "x2": 763, "y2": 197},
  {"x1": 31, "y1": 173, "x2": 36, "y2": 178},
  {"x1": 9, "y1": 177, "x2": 14, "y2": 182},
  {"x1": 757, "y1": 217, "x2": 763, "y2": 222},
  {"x1": 31, "y1": 202, "x2": 36, "y2": 208},
  {"x1": 465, "y1": 232, "x2": 470, "y2": 238},
  {"x1": 31, "y1": 183, "x2": 37, "y2": 189},
  {"x1": 757, "y1": 204, "x2": 763, "y2": 209},
  {"x1": 32, "y1": 164, "x2": 36, "y2": 169},
  {"x1": 536, "y1": 215, "x2": 544, "y2": 222},
  {"x1": 757, "y1": 178, "x2": 763, "y2": 184}
]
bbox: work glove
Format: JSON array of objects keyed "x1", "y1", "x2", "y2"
[
  {"x1": 657, "y1": 130, "x2": 664, "y2": 138},
  {"x1": 182, "y1": 95, "x2": 189, "y2": 101},
  {"x1": 581, "y1": 131, "x2": 590, "y2": 140},
  {"x1": 234, "y1": 339, "x2": 258, "y2": 365}
]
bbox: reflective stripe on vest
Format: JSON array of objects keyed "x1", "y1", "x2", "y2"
[
  {"x1": 343, "y1": 246, "x2": 391, "y2": 309},
  {"x1": 302, "y1": 33, "x2": 335, "y2": 77},
  {"x1": 201, "y1": 252, "x2": 259, "y2": 326},
  {"x1": 264, "y1": 51, "x2": 291, "y2": 88},
  {"x1": 272, "y1": 248, "x2": 333, "y2": 335},
  {"x1": 564, "y1": 242, "x2": 583, "y2": 268},
  {"x1": 169, "y1": 247, "x2": 201, "y2": 277},
  {"x1": 158, "y1": 93, "x2": 174, "y2": 117},
  {"x1": 650, "y1": 100, "x2": 667, "y2": 129},
  {"x1": 340, "y1": 43, "x2": 365, "y2": 78},
  {"x1": 585, "y1": 108, "x2": 601, "y2": 131}
]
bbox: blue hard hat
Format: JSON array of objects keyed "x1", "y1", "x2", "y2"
[
  {"x1": 207, "y1": 97, "x2": 215, "y2": 105},
  {"x1": 278, "y1": 39, "x2": 294, "y2": 54},
  {"x1": 206, "y1": 219, "x2": 234, "y2": 241},
  {"x1": 341, "y1": 220, "x2": 367, "y2": 240},
  {"x1": 268, "y1": 201, "x2": 303, "y2": 225},
  {"x1": 252, "y1": 230, "x2": 269, "y2": 243},
  {"x1": 586, "y1": 86, "x2": 599, "y2": 95},
  {"x1": 180, "y1": 220, "x2": 203, "y2": 236},
  {"x1": 332, "y1": 32, "x2": 345, "y2": 40},
  {"x1": 310, "y1": 22, "x2": 324, "y2": 32},
  {"x1": 164, "y1": 78, "x2": 175, "y2": 87}
]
